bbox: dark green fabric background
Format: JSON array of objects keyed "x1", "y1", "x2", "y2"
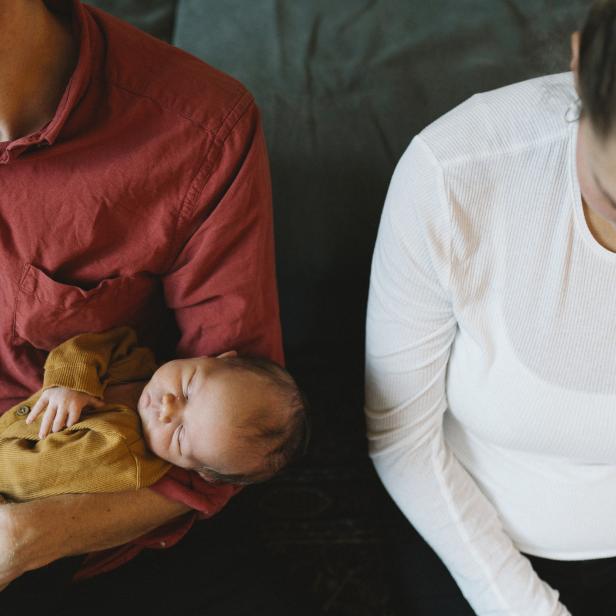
[
  {"x1": 173, "y1": 0, "x2": 588, "y2": 352},
  {"x1": 85, "y1": 2, "x2": 590, "y2": 614}
]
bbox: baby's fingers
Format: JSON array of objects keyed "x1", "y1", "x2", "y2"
[
  {"x1": 66, "y1": 402, "x2": 83, "y2": 428},
  {"x1": 89, "y1": 397, "x2": 105, "y2": 409},
  {"x1": 38, "y1": 405, "x2": 58, "y2": 439},
  {"x1": 26, "y1": 397, "x2": 48, "y2": 424},
  {"x1": 51, "y1": 404, "x2": 70, "y2": 434}
]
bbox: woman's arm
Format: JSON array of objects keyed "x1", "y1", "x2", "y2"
[
  {"x1": 0, "y1": 488, "x2": 189, "y2": 589},
  {"x1": 365, "y1": 136, "x2": 569, "y2": 616}
]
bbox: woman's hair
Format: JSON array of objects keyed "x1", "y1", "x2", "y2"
[{"x1": 578, "y1": 0, "x2": 616, "y2": 137}]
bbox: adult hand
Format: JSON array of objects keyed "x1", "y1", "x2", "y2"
[{"x1": 0, "y1": 489, "x2": 190, "y2": 594}]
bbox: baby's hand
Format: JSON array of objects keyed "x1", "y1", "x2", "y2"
[{"x1": 26, "y1": 387, "x2": 105, "y2": 439}]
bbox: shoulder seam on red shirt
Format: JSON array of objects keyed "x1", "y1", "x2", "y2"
[
  {"x1": 164, "y1": 91, "x2": 256, "y2": 270},
  {"x1": 105, "y1": 80, "x2": 218, "y2": 136},
  {"x1": 181, "y1": 89, "x2": 254, "y2": 216}
]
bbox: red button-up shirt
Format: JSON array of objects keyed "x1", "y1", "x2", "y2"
[{"x1": 0, "y1": 0, "x2": 283, "y2": 579}]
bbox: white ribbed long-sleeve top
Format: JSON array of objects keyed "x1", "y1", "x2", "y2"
[{"x1": 365, "y1": 72, "x2": 616, "y2": 616}]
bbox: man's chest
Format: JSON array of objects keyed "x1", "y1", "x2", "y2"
[
  {"x1": 0, "y1": 153, "x2": 184, "y2": 277},
  {"x1": 0, "y1": 149, "x2": 188, "y2": 353}
]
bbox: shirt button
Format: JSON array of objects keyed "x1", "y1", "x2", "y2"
[
  {"x1": 159, "y1": 541, "x2": 167, "y2": 548},
  {"x1": 16, "y1": 405, "x2": 30, "y2": 417}
]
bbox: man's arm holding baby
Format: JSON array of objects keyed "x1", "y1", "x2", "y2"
[
  {"x1": 0, "y1": 104, "x2": 280, "y2": 590},
  {"x1": 0, "y1": 374, "x2": 188, "y2": 590},
  {"x1": 0, "y1": 488, "x2": 190, "y2": 589}
]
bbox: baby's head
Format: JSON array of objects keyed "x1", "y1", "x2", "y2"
[{"x1": 137, "y1": 352, "x2": 310, "y2": 484}]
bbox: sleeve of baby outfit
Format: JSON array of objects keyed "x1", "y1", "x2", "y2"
[
  {"x1": 42, "y1": 327, "x2": 157, "y2": 397},
  {"x1": 365, "y1": 136, "x2": 570, "y2": 616}
]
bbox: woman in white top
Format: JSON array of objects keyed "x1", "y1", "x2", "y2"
[{"x1": 365, "y1": 1, "x2": 616, "y2": 614}]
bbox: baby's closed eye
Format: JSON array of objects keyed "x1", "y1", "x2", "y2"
[{"x1": 176, "y1": 425, "x2": 185, "y2": 455}]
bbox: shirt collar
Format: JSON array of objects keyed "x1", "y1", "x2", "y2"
[{"x1": 3, "y1": 0, "x2": 98, "y2": 162}]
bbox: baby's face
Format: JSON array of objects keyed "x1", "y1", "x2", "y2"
[{"x1": 137, "y1": 355, "x2": 272, "y2": 481}]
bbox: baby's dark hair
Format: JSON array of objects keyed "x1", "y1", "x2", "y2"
[
  {"x1": 196, "y1": 356, "x2": 310, "y2": 485},
  {"x1": 578, "y1": 0, "x2": 616, "y2": 137}
]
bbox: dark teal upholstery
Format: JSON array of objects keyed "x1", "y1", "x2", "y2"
[
  {"x1": 87, "y1": 0, "x2": 176, "y2": 41},
  {"x1": 173, "y1": 0, "x2": 587, "y2": 352},
  {"x1": 83, "y1": 3, "x2": 590, "y2": 613}
]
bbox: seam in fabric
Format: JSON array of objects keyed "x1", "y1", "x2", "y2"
[
  {"x1": 107, "y1": 81, "x2": 216, "y2": 136},
  {"x1": 12, "y1": 263, "x2": 31, "y2": 345},
  {"x1": 163, "y1": 90, "x2": 255, "y2": 273},
  {"x1": 179, "y1": 89, "x2": 254, "y2": 218},
  {"x1": 414, "y1": 136, "x2": 454, "y2": 301},
  {"x1": 431, "y1": 436, "x2": 512, "y2": 612},
  {"x1": 433, "y1": 119, "x2": 569, "y2": 170},
  {"x1": 127, "y1": 443, "x2": 141, "y2": 489}
]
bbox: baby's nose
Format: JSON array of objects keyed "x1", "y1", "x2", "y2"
[{"x1": 159, "y1": 393, "x2": 180, "y2": 423}]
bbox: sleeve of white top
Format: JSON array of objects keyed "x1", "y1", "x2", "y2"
[{"x1": 364, "y1": 136, "x2": 570, "y2": 616}]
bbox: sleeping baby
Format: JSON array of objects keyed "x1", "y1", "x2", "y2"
[{"x1": 0, "y1": 327, "x2": 309, "y2": 501}]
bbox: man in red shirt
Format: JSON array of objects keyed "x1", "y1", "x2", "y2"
[{"x1": 0, "y1": 1, "x2": 293, "y2": 612}]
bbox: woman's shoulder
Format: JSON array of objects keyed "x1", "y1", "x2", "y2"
[{"x1": 418, "y1": 72, "x2": 576, "y2": 168}]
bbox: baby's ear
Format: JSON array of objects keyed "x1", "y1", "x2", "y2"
[{"x1": 216, "y1": 350, "x2": 238, "y2": 359}]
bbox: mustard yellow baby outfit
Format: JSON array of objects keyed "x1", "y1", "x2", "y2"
[{"x1": 0, "y1": 327, "x2": 171, "y2": 502}]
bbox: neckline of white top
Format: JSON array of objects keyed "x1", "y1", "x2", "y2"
[{"x1": 568, "y1": 118, "x2": 616, "y2": 262}]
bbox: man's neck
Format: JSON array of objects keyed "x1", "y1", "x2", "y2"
[{"x1": 0, "y1": 1, "x2": 78, "y2": 143}]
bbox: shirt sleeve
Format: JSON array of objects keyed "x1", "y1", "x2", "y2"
[
  {"x1": 149, "y1": 466, "x2": 242, "y2": 519},
  {"x1": 74, "y1": 468, "x2": 242, "y2": 582},
  {"x1": 364, "y1": 136, "x2": 570, "y2": 616},
  {"x1": 140, "y1": 96, "x2": 282, "y2": 545},
  {"x1": 162, "y1": 95, "x2": 284, "y2": 365}
]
